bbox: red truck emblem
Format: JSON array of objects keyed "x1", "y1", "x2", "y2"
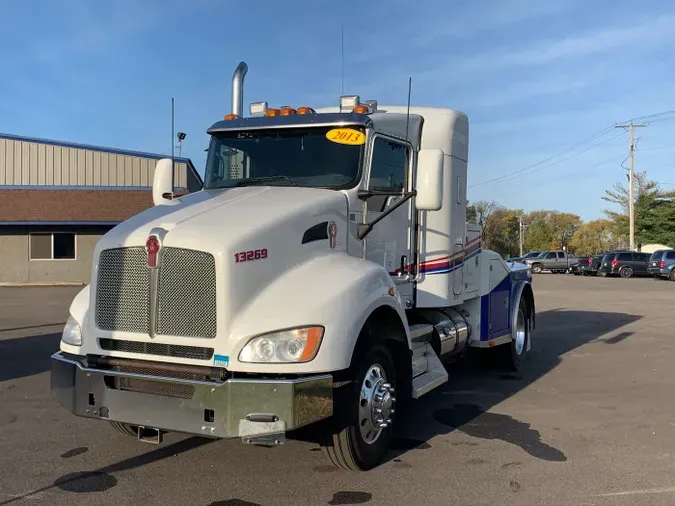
[{"x1": 146, "y1": 236, "x2": 161, "y2": 268}]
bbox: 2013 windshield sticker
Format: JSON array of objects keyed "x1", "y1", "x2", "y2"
[
  {"x1": 326, "y1": 128, "x2": 366, "y2": 145},
  {"x1": 214, "y1": 354, "x2": 229, "y2": 367}
]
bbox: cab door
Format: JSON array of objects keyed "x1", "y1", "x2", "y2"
[{"x1": 362, "y1": 135, "x2": 414, "y2": 302}]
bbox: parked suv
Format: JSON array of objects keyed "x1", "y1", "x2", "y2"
[
  {"x1": 647, "y1": 249, "x2": 675, "y2": 280},
  {"x1": 597, "y1": 251, "x2": 651, "y2": 278}
]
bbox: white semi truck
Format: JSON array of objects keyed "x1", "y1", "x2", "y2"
[{"x1": 51, "y1": 61, "x2": 536, "y2": 471}]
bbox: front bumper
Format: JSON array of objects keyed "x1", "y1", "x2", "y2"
[{"x1": 50, "y1": 352, "x2": 333, "y2": 439}]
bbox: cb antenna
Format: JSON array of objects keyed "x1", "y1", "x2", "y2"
[
  {"x1": 171, "y1": 97, "x2": 175, "y2": 174},
  {"x1": 341, "y1": 24, "x2": 344, "y2": 95},
  {"x1": 404, "y1": 77, "x2": 412, "y2": 142}
]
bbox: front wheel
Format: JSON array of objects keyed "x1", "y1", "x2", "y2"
[
  {"x1": 321, "y1": 345, "x2": 396, "y2": 471},
  {"x1": 531, "y1": 263, "x2": 543, "y2": 274}
]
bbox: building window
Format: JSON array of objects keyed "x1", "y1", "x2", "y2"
[{"x1": 29, "y1": 232, "x2": 76, "y2": 260}]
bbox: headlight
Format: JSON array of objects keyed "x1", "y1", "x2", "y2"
[
  {"x1": 238, "y1": 326, "x2": 324, "y2": 363},
  {"x1": 61, "y1": 314, "x2": 82, "y2": 346}
]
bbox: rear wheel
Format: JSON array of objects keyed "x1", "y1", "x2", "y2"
[
  {"x1": 500, "y1": 295, "x2": 529, "y2": 371},
  {"x1": 620, "y1": 266, "x2": 633, "y2": 278},
  {"x1": 669, "y1": 270, "x2": 675, "y2": 281},
  {"x1": 321, "y1": 344, "x2": 396, "y2": 471},
  {"x1": 109, "y1": 421, "x2": 139, "y2": 438}
]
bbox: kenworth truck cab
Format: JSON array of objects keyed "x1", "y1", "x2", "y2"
[{"x1": 50, "y1": 61, "x2": 536, "y2": 471}]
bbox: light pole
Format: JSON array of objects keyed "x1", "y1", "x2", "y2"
[{"x1": 176, "y1": 132, "x2": 186, "y2": 157}]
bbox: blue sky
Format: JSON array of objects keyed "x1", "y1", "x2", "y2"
[{"x1": 2, "y1": 0, "x2": 675, "y2": 221}]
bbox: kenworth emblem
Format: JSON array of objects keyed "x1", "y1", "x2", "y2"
[{"x1": 146, "y1": 235, "x2": 161, "y2": 268}]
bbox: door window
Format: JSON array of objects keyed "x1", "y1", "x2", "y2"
[
  {"x1": 546, "y1": 252, "x2": 556, "y2": 259},
  {"x1": 369, "y1": 138, "x2": 409, "y2": 191}
]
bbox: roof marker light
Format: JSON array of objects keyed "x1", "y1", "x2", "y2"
[
  {"x1": 224, "y1": 113, "x2": 240, "y2": 120},
  {"x1": 266, "y1": 108, "x2": 281, "y2": 117},
  {"x1": 297, "y1": 106, "x2": 316, "y2": 115},
  {"x1": 353, "y1": 105, "x2": 369, "y2": 114},
  {"x1": 250, "y1": 101, "x2": 268, "y2": 116},
  {"x1": 339, "y1": 95, "x2": 360, "y2": 112},
  {"x1": 280, "y1": 107, "x2": 297, "y2": 116}
]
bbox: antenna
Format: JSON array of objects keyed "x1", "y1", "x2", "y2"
[
  {"x1": 404, "y1": 77, "x2": 412, "y2": 142},
  {"x1": 341, "y1": 24, "x2": 345, "y2": 95},
  {"x1": 171, "y1": 97, "x2": 175, "y2": 190}
]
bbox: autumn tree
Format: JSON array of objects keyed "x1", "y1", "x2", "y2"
[
  {"x1": 466, "y1": 200, "x2": 501, "y2": 243},
  {"x1": 483, "y1": 209, "x2": 521, "y2": 257},
  {"x1": 569, "y1": 219, "x2": 617, "y2": 255}
]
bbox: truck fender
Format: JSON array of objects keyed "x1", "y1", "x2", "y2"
[
  {"x1": 59, "y1": 284, "x2": 90, "y2": 354},
  {"x1": 228, "y1": 253, "x2": 410, "y2": 373},
  {"x1": 510, "y1": 280, "x2": 535, "y2": 351}
]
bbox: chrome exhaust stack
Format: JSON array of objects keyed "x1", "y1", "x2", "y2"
[
  {"x1": 137, "y1": 426, "x2": 163, "y2": 445},
  {"x1": 231, "y1": 61, "x2": 248, "y2": 117}
]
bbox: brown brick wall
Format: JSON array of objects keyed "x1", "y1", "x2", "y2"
[{"x1": 0, "y1": 189, "x2": 155, "y2": 223}]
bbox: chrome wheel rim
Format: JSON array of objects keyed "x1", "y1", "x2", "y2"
[
  {"x1": 358, "y1": 364, "x2": 395, "y2": 444},
  {"x1": 515, "y1": 308, "x2": 526, "y2": 355}
]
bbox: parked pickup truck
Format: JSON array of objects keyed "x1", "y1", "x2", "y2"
[{"x1": 524, "y1": 250, "x2": 582, "y2": 274}]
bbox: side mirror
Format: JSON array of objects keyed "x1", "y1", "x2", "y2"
[
  {"x1": 153, "y1": 158, "x2": 175, "y2": 206},
  {"x1": 415, "y1": 149, "x2": 444, "y2": 211}
]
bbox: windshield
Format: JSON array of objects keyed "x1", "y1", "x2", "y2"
[{"x1": 204, "y1": 126, "x2": 364, "y2": 189}]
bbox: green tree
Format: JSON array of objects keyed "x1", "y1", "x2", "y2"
[{"x1": 602, "y1": 170, "x2": 675, "y2": 247}]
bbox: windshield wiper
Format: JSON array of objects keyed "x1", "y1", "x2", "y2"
[{"x1": 232, "y1": 176, "x2": 298, "y2": 187}]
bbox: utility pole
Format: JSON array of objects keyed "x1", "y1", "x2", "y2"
[
  {"x1": 519, "y1": 215, "x2": 524, "y2": 257},
  {"x1": 615, "y1": 121, "x2": 646, "y2": 251}
]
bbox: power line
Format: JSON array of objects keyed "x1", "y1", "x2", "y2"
[
  {"x1": 501, "y1": 153, "x2": 627, "y2": 197},
  {"x1": 629, "y1": 109, "x2": 675, "y2": 122},
  {"x1": 470, "y1": 129, "x2": 626, "y2": 188}
]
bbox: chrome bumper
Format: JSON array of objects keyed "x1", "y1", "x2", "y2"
[{"x1": 50, "y1": 352, "x2": 333, "y2": 439}]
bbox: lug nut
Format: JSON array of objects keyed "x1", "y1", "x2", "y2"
[{"x1": 382, "y1": 382, "x2": 391, "y2": 389}]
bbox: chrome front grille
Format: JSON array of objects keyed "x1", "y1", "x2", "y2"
[
  {"x1": 156, "y1": 248, "x2": 217, "y2": 338},
  {"x1": 99, "y1": 338, "x2": 214, "y2": 360},
  {"x1": 96, "y1": 248, "x2": 150, "y2": 334},
  {"x1": 95, "y1": 246, "x2": 217, "y2": 339}
]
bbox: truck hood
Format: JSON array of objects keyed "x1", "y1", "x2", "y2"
[
  {"x1": 87, "y1": 186, "x2": 350, "y2": 362},
  {"x1": 98, "y1": 186, "x2": 347, "y2": 250}
]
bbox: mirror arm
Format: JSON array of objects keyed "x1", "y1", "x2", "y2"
[
  {"x1": 357, "y1": 189, "x2": 415, "y2": 201},
  {"x1": 357, "y1": 191, "x2": 416, "y2": 240}
]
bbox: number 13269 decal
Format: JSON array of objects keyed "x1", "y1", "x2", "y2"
[{"x1": 234, "y1": 248, "x2": 268, "y2": 263}]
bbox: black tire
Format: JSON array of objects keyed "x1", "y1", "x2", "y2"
[
  {"x1": 620, "y1": 266, "x2": 633, "y2": 279},
  {"x1": 321, "y1": 344, "x2": 396, "y2": 471},
  {"x1": 531, "y1": 263, "x2": 543, "y2": 274},
  {"x1": 109, "y1": 421, "x2": 139, "y2": 438},
  {"x1": 670, "y1": 270, "x2": 675, "y2": 281},
  {"x1": 499, "y1": 295, "x2": 529, "y2": 371}
]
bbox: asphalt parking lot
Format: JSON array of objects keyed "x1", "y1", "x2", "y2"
[{"x1": 1, "y1": 275, "x2": 675, "y2": 506}]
